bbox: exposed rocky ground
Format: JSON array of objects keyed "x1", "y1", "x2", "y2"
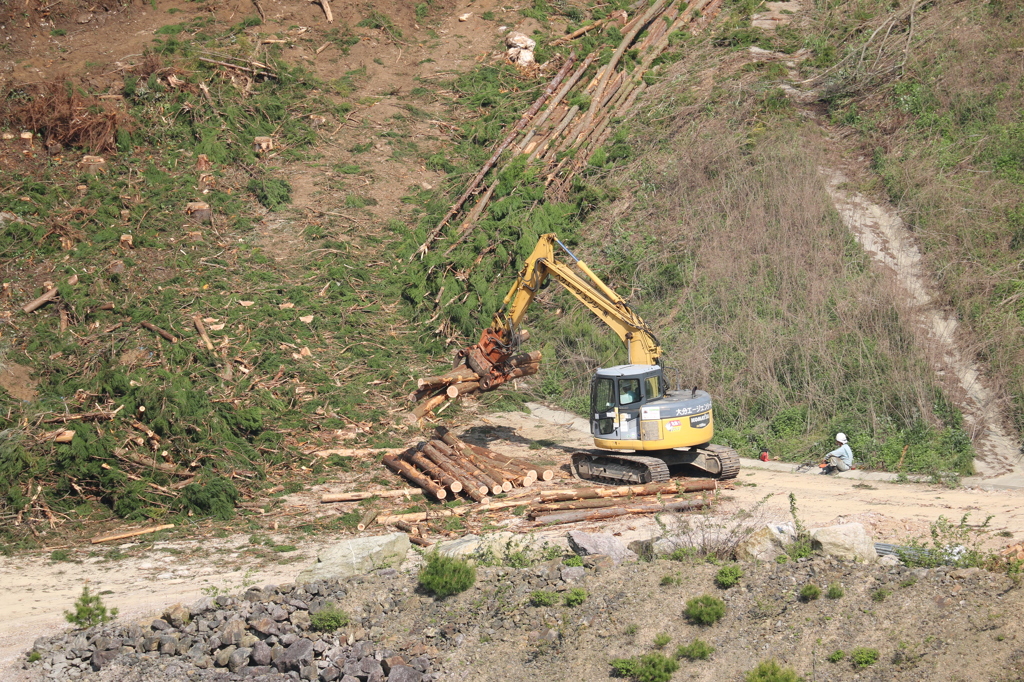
[{"x1": 15, "y1": 531, "x2": 1024, "y2": 682}]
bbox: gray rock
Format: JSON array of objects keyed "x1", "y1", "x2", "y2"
[
  {"x1": 251, "y1": 640, "x2": 273, "y2": 666},
  {"x1": 158, "y1": 634, "x2": 178, "y2": 655},
  {"x1": 567, "y1": 531, "x2": 637, "y2": 565},
  {"x1": 89, "y1": 649, "x2": 118, "y2": 671},
  {"x1": 386, "y1": 664, "x2": 424, "y2": 682},
  {"x1": 360, "y1": 656, "x2": 383, "y2": 677},
  {"x1": 150, "y1": 619, "x2": 172, "y2": 632},
  {"x1": 297, "y1": 534, "x2": 410, "y2": 584},
  {"x1": 291, "y1": 610, "x2": 312, "y2": 630},
  {"x1": 164, "y1": 603, "x2": 191, "y2": 628},
  {"x1": 221, "y1": 618, "x2": 247, "y2": 646},
  {"x1": 278, "y1": 638, "x2": 315, "y2": 672},
  {"x1": 735, "y1": 523, "x2": 796, "y2": 563},
  {"x1": 214, "y1": 645, "x2": 236, "y2": 668},
  {"x1": 228, "y1": 647, "x2": 252, "y2": 673},
  {"x1": 560, "y1": 566, "x2": 585, "y2": 583},
  {"x1": 810, "y1": 523, "x2": 877, "y2": 563},
  {"x1": 320, "y1": 667, "x2": 340, "y2": 681}
]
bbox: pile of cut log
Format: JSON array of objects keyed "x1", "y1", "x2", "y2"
[
  {"x1": 381, "y1": 427, "x2": 553, "y2": 502},
  {"x1": 408, "y1": 351, "x2": 541, "y2": 421}
]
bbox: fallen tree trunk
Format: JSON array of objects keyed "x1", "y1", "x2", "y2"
[
  {"x1": 417, "y1": 366, "x2": 479, "y2": 390},
  {"x1": 436, "y1": 428, "x2": 537, "y2": 484},
  {"x1": 431, "y1": 438, "x2": 502, "y2": 495},
  {"x1": 529, "y1": 497, "x2": 641, "y2": 514},
  {"x1": 382, "y1": 452, "x2": 447, "y2": 500},
  {"x1": 419, "y1": 442, "x2": 488, "y2": 501},
  {"x1": 538, "y1": 479, "x2": 716, "y2": 502},
  {"x1": 405, "y1": 449, "x2": 464, "y2": 494},
  {"x1": 320, "y1": 488, "x2": 423, "y2": 503},
  {"x1": 376, "y1": 498, "x2": 531, "y2": 525},
  {"x1": 532, "y1": 498, "x2": 710, "y2": 525},
  {"x1": 446, "y1": 381, "x2": 480, "y2": 398},
  {"x1": 410, "y1": 393, "x2": 446, "y2": 420},
  {"x1": 91, "y1": 524, "x2": 175, "y2": 544}
]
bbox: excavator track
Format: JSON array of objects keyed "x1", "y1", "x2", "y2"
[
  {"x1": 570, "y1": 452, "x2": 671, "y2": 485},
  {"x1": 703, "y1": 443, "x2": 741, "y2": 481}
]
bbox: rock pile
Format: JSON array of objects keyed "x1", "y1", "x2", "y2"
[{"x1": 26, "y1": 574, "x2": 438, "y2": 682}]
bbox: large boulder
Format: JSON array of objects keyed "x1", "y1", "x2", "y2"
[
  {"x1": 567, "y1": 531, "x2": 636, "y2": 565},
  {"x1": 435, "y1": 532, "x2": 550, "y2": 563},
  {"x1": 810, "y1": 523, "x2": 877, "y2": 563},
  {"x1": 296, "y1": 533, "x2": 410, "y2": 584},
  {"x1": 735, "y1": 523, "x2": 796, "y2": 562}
]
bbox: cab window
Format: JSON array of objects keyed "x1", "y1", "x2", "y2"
[
  {"x1": 618, "y1": 378, "x2": 641, "y2": 406},
  {"x1": 592, "y1": 378, "x2": 615, "y2": 412},
  {"x1": 645, "y1": 376, "x2": 662, "y2": 401}
]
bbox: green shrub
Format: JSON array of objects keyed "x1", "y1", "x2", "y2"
[
  {"x1": 715, "y1": 565, "x2": 743, "y2": 589},
  {"x1": 624, "y1": 623, "x2": 639, "y2": 636},
  {"x1": 798, "y1": 584, "x2": 821, "y2": 601},
  {"x1": 826, "y1": 650, "x2": 845, "y2": 663},
  {"x1": 684, "y1": 595, "x2": 726, "y2": 626},
  {"x1": 871, "y1": 588, "x2": 891, "y2": 602},
  {"x1": 247, "y1": 176, "x2": 292, "y2": 210},
  {"x1": 563, "y1": 554, "x2": 583, "y2": 567},
  {"x1": 610, "y1": 652, "x2": 680, "y2": 682},
  {"x1": 50, "y1": 549, "x2": 72, "y2": 562},
  {"x1": 27, "y1": 651, "x2": 41, "y2": 663},
  {"x1": 529, "y1": 590, "x2": 558, "y2": 607},
  {"x1": 667, "y1": 547, "x2": 698, "y2": 562},
  {"x1": 564, "y1": 587, "x2": 588, "y2": 607},
  {"x1": 675, "y1": 639, "x2": 715, "y2": 660},
  {"x1": 850, "y1": 647, "x2": 879, "y2": 667},
  {"x1": 661, "y1": 574, "x2": 681, "y2": 586},
  {"x1": 310, "y1": 603, "x2": 350, "y2": 632},
  {"x1": 826, "y1": 583, "x2": 844, "y2": 599},
  {"x1": 418, "y1": 553, "x2": 476, "y2": 598},
  {"x1": 64, "y1": 586, "x2": 118, "y2": 628},
  {"x1": 653, "y1": 632, "x2": 671, "y2": 648},
  {"x1": 744, "y1": 659, "x2": 804, "y2": 682}
]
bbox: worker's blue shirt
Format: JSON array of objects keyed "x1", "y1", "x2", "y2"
[{"x1": 827, "y1": 443, "x2": 853, "y2": 467}]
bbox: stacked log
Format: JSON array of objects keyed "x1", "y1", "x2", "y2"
[{"x1": 409, "y1": 351, "x2": 541, "y2": 420}]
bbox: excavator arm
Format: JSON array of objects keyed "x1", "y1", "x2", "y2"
[{"x1": 455, "y1": 233, "x2": 662, "y2": 389}]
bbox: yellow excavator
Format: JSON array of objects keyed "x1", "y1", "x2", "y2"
[{"x1": 454, "y1": 233, "x2": 740, "y2": 484}]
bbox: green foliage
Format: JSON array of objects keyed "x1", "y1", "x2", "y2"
[
  {"x1": 653, "y1": 632, "x2": 671, "y2": 648},
  {"x1": 564, "y1": 587, "x2": 588, "y2": 607},
  {"x1": 896, "y1": 514, "x2": 995, "y2": 569},
  {"x1": 248, "y1": 176, "x2": 292, "y2": 210},
  {"x1": 529, "y1": 590, "x2": 558, "y2": 607},
  {"x1": 798, "y1": 584, "x2": 821, "y2": 602},
  {"x1": 310, "y1": 603, "x2": 350, "y2": 631},
  {"x1": 826, "y1": 583, "x2": 844, "y2": 599},
  {"x1": 64, "y1": 586, "x2": 118, "y2": 628},
  {"x1": 562, "y1": 554, "x2": 583, "y2": 567},
  {"x1": 871, "y1": 588, "x2": 890, "y2": 603},
  {"x1": 27, "y1": 651, "x2": 41, "y2": 663},
  {"x1": 357, "y1": 10, "x2": 402, "y2": 39},
  {"x1": 624, "y1": 624, "x2": 639, "y2": 636},
  {"x1": 660, "y1": 574, "x2": 681, "y2": 587},
  {"x1": 418, "y1": 553, "x2": 476, "y2": 598},
  {"x1": 744, "y1": 659, "x2": 804, "y2": 682},
  {"x1": 178, "y1": 475, "x2": 239, "y2": 520},
  {"x1": 610, "y1": 652, "x2": 680, "y2": 682},
  {"x1": 684, "y1": 595, "x2": 726, "y2": 626},
  {"x1": 50, "y1": 549, "x2": 72, "y2": 562},
  {"x1": 850, "y1": 648, "x2": 879, "y2": 668},
  {"x1": 714, "y1": 565, "x2": 743, "y2": 589},
  {"x1": 826, "y1": 650, "x2": 845, "y2": 663},
  {"x1": 675, "y1": 638, "x2": 715, "y2": 661}
]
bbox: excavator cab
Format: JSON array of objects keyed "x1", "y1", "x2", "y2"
[{"x1": 590, "y1": 365, "x2": 664, "y2": 441}]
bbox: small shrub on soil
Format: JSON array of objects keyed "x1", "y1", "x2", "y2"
[
  {"x1": 826, "y1": 583, "x2": 844, "y2": 599},
  {"x1": 653, "y1": 632, "x2": 671, "y2": 648},
  {"x1": 418, "y1": 553, "x2": 476, "y2": 598},
  {"x1": 50, "y1": 549, "x2": 72, "y2": 562},
  {"x1": 27, "y1": 651, "x2": 41, "y2": 663},
  {"x1": 871, "y1": 588, "x2": 891, "y2": 602},
  {"x1": 899, "y1": 577, "x2": 917, "y2": 588},
  {"x1": 529, "y1": 590, "x2": 558, "y2": 607},
  {"x1": 667, "y1": 546, "x2": 698, "y2": 562},
  {"x1": 715, "y1": 565, "x2": 743, "y2": 589},
  {"x1": 624, "y1": 623, "x2": 639, "y2": 636},
  {"x1": 661, "y1": 574, "x2": 681, "y2": 586},
  {"x1": 563, "y1": 554, "x2": 583, "y2": 567},
  {"x1": 744, "y1": 659, "x2": 804, "y2": 682},
  {"x1": 684, "y1": 595, "x2": 726, "y2": 626},
  {"x1": 826, "y1": 650, "x2": 845, "y2": 663},
  {"x1": 564, "y1": 587, "x2": 588, "y2": 607},
  {"x1": 64, "y1": 586, "x2": 118, "y2": 628},
  {"x1": 610, "y1": 652, "x2": 680, "y2": 682},
  {"x1": 310, "y1": 603, "x2": 350, "y2": 632},
  {"x1": 675, "y1": 639, "x2": 715, "y2": 660},
  {"x1": 799, "y1": 584, "x2": 821, "y2": 601},
  {"x1": 850, "y1": 647, "x2": 879, "y2": 667}
]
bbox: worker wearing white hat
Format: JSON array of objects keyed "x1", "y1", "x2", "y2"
[{"x1": 821, "y1": 433, "x2": 853, "y2": 475}]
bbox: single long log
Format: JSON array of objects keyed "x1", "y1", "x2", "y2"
[
  {"x1": 376, "y1": 498, "x2": 533, "y2": 525},
  {"x1": 393, "y1": 520, "x2": 417, "y2": 534},
  {"x1": 409, "y1": 534, "x2": 432, "y2": 547},
  {"x1": 504, "y1": 363, "x2": 539, "y2": 381},
  {"x1": 507, "y1": 350, "x2": 543, "y2": 367},
  {"x1": 411, "y1": 393, "x2": 446, "y2": 420},
  {"x1": 356, "y1": 509, "x2": 377, "y2": 531},
  {"x1": 419, "y1": 442, "x2": 488, "y2": 501},
  {"x1": 448, "y1": 441, "x2": 518, "y2": 490},
  {"x1": 530, "y1": 497, "x2": 642, "y2": 514},
  {"x1": 432, "y1": 439, "x2": 502, "y2": 495},
  {"x1": 446, "y1": 381, "x2": 480, "y2": 398},
  {"x1": 470, "y1": 443, "x2": 553, "y2": 481},
  {"x1": 141, "y1": 321, "x2": 178, "y2": 343},
  {"x1": 418, "y1": 366, "x2": 479, "y2": 390},
  {"x1": 532, "y1": 498, "x2": 710, "y2": 525},
  {"x1": 91, "y1": 524, "x2": 175, "y2": 544},
  {"x1": 413, "y1": 53, "x2": 577, "y2": 259},
  {"x1": 382, "y1": 453, "x2": 447, "y2": 500},
  {"x1": 539, "y1": 479, "x2": 716, "y2": 502},
  {"x1": 465, "y1": 445, "x2": 539, "y2": 481},
  {"x1": 406, "y1": 449, "x2": 464, "y2": 494},
  {"x1": 22, "y1": 286, "x2": 58, "y2": 314},
  {"x1": 517, "y1": 53, "x2": 597, "y2": 152},
  {"x1": 320, "y1": 489, "x2": 423, "y2": 503}
]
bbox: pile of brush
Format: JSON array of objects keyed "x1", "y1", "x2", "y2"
[
  {"x1": 408, "y1": 351, "x2": 541, "y2": 420},
  {"x1": 382, "y1": 426, "x2": 553, "y2": 502}
]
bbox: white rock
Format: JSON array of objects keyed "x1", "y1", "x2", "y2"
[
  {"x1": 505, "y1": 31, "x2": 536, "y2": 51},
  {"x1": 296, "y1": 533, "x2": 411, "y2": 584},
  {"x1": 515, "y1": 49, "x2": 535, "y2": 65},
  {"x1": 458, "y1": 12, "x2": 472, "y2": 21},
  {"x1": 809, "y1": 523, "x2": 877, "y2": 563}
]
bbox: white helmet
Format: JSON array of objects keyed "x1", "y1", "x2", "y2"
[{"x1": 835, "y1": 432, "x2": 848, "y2": 444}]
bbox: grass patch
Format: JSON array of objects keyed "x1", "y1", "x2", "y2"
[
  {"x1": 675, "y1": 639, "x2": 714, "y2": 661},
  {"x1": 610, "y1": 652, "x2": 679, "y2": 682},
  {"x1": 418, "y1": 553, "x2": 476, "y2": 598},
  {"x1": 684, "y1": 595, "x2": 726, "y2": 626},
  {"x1": 310, "y1": 603, "x2": 350, "y2": 631}
]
